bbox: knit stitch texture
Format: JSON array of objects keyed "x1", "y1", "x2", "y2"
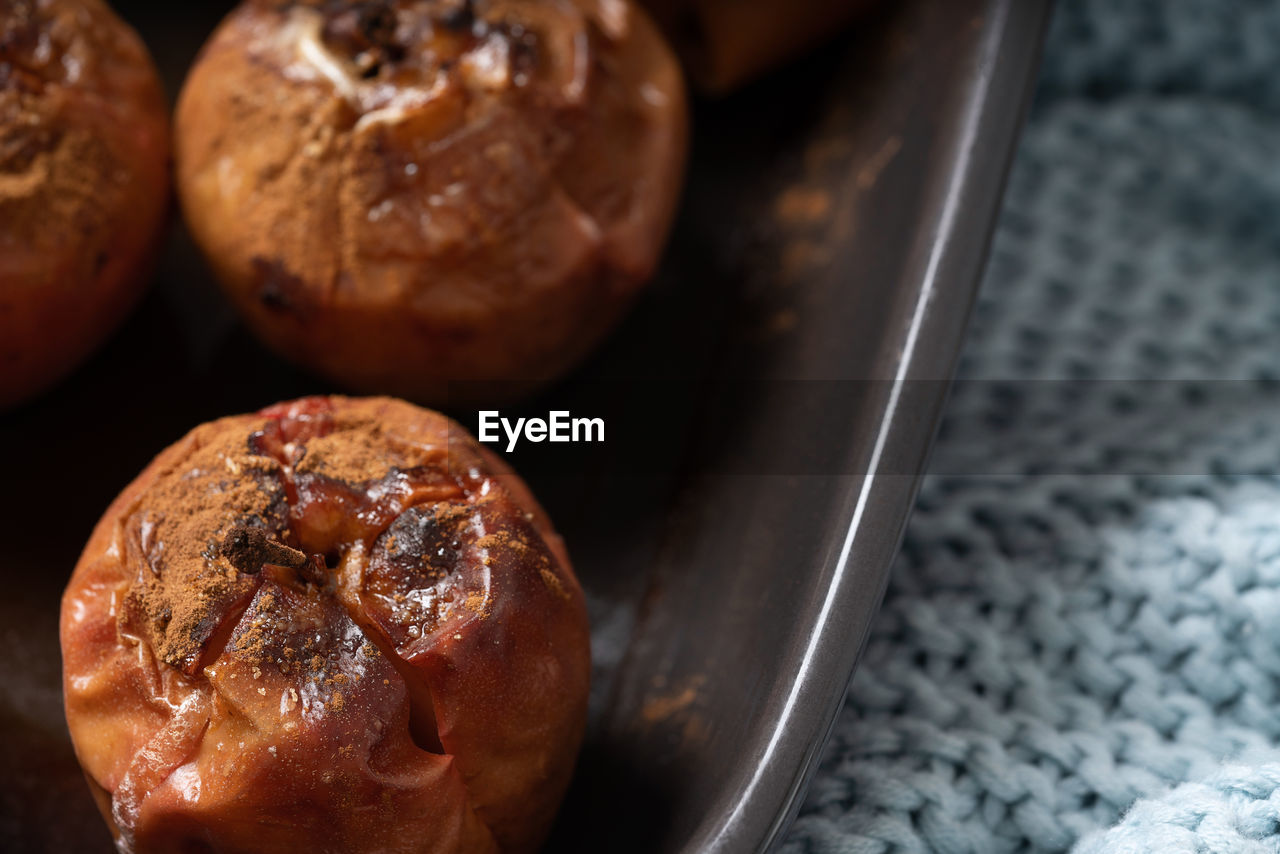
[
  {"x1": 781, "y1": 1, "x2": 1280, "y2": 852},
  {"x1": 1075, "y1": 764, "x2": 1280, "y2": 854}
]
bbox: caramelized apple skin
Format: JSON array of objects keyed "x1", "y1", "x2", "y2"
[
  {"x1": 61, "y1": 397, "x2": 590, "y2": 854},
  {"x1": 174, "y1": 0, "x2": 687, "y2": 403},
  {"x1": 0, "y1": 0, "x2": 169, "y2": 407}
]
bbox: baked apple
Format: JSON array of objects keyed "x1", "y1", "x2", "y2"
[
  {"x1": 0, "y1": 0, "x2": 169, "y2": 407},
  {"x1": 175, "y1": 0, "x2": 688, "y2": 403},
  {"x1": 61, "y1": 396, "x2": 590, "y2": 853}
]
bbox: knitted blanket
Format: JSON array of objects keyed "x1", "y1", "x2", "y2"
[{"x1": 782, "y1": 1, "x2": 1280, "y2": 851}]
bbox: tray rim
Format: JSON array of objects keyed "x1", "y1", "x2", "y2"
[{"x1": 706, "y1": 2, "x2": 1055, "y2": 850}]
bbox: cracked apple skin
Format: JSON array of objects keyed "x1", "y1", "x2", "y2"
[
  {"x1": 175, "y1": 0, "x2": 688, "y2": 403},
  {"x1": 0, "y1": 0, "x2": 169, "y2": 408},
  {"x1": 60, "y1": 396, "x2": 590, "y2": 854}
]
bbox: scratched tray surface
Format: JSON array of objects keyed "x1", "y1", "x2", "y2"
[{"x1": 0, "y1": 1, "x2": 1047, "y2": 852}]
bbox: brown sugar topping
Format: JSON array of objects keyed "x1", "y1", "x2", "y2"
[
  {"x1": 293, "y1": 423, "x2": 396, "y2": 483},
  {"x1": 121, "y1": 422, "x2": 286, "y2": 672},
  {"x1": 292, "y1": 409, "x2": 439, "y2": 484},
  {"x1": 116, "y1": 398, "x2": 562, "y2": 690},
  {"x1": 539, "y1": 567, "x2": 570, "y2": 602}
]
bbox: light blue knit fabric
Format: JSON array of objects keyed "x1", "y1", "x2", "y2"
[
  {"x1": 782, "y1": 1, "x2": 1280, "y2": 852},
  {"x1": 1075, "y1": 763, "x2": 1280, "y2": 854}
]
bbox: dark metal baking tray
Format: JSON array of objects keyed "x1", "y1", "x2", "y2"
[{"x1": 0, "y1": 0, "x2": 1048, "y2": 851}]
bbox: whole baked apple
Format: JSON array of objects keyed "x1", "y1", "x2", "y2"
[
  {"x1": 175, "y1": 0, "x2": 688, "y2": 403},
  {"x1": 0, "y1": 0, "x2": 169, "y2": 407},
  {"x1": 61, "y1": 396, "x2": 590, "y2": 853}
]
